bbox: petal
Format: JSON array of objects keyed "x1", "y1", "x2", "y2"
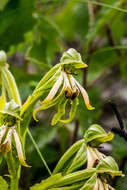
[
  {"x1": 0, "y1": 124, "x2": 7, "y2": 143},
  {"x1": 13, "y1": 129, "x2": 30, "y2": 167},
  {"x1": 94, "y1": 179, "x2": 99, "y2": 190},
  {"x1": 74, "y1": 78, "x2": 94, "y2": 110},
  {"x1": 0, "y1": 128, "x2": 12, "y2": 153},
  {"x1": 87, "y1": 146, "x2": 98, "y2": 168},
  {"x1": 42, "y1": 73, "x2": 63, "y2": 103},
  {"x1": 98, "y1": 179, "x2": 105, "y2": 190},
  {"x1": 62, "y1": 71, "x2": 72, "y2": 98}
]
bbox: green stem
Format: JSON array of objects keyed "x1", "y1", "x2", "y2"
[
  {"x1": 6, "y1": 151, "x2": 20, "y2": 190},
  {"x1": 27, "y1": 129, "x2": 52, "y2": 176}
]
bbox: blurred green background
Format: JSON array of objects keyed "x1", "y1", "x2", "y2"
[{"x1": 1, "y1": 0, "x2": 127, "y2": 189}]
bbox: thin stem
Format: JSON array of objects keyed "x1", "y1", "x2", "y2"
[
  {"x1": 109, "y1": 101, "x2": 125, "y2": 131},
  {"x1": 27, "y1": 129, "x2": 52, "y2": 176}
]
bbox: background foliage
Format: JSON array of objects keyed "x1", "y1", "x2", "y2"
[{"x1": 0, "y1": 0, "x2": 127, "y2": 189}]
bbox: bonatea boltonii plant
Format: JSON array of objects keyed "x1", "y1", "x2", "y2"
[{"x1": 0, "y1": 49, "x2": 123, "y2": 190}]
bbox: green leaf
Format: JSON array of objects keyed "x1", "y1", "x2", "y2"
[
  {"x1": 0, "y1": 0, "x2": 35, "y2": 49},
  {"x1": 80, "y1": 173, "x2": 97, "y2": 190},
  {"x1": 84, "y1": 124, "x2": 114, "y2": 147},
  {"x1": 0, "y1": 0, "x2": 9, "y2": 11},
  {"x1": 0, "y1": 176, "x2": 8, "y2": 190}
]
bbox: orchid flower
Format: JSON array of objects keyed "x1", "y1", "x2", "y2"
[
  {"x1": 32, "y1": 48, "x2": 94, "y2": 125},
  {"x1": 0, "y1": 98, "x2": 29, "y2": 167}
]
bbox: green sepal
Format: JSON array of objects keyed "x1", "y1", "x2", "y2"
[
  {"x1": 60, "y1": 98, "x2": 79, "y2": 124},
  {"x1": 53, "y1": 139, "x2": 84, "y2": 174},
  {"x1": 66, "y1": 142, "x2": 87, "y2": 174},
  {"x1": 0, "y1": 100, "x2": 21, "y2": 122},
  {"x1": 84, "y1": 124, "x2": 114, "y2": 147},
  {"x1": 0, "y1": 94, "x2": 5, "y2": 111},
  {"x1": 96, "y1": 156, "x2": 123, "y2": 177},
  {"x1": 30, "y1": 173, "x2": 63, "y2": 190},
  {"x1": 51, "y1": 168, "x2": 96, "y2": 188},
  {"x1": 49, "y1": 182, "x2": 84, "y2": 190},
  {"x1": 80, "y1": 173, "x2": 97, "y2": 190},
  {"x1": 32, "y1": 168, "x2": 96, "y2": 189},
  {"x1": 35, "y1": 64, "x2": 60, "y2": 90},
  {"x1": 51, "y1": 96, "x2": 68, "y2": 125},
  {"x1": 1, "y1": 67, "x2": 21, "y2": 106},
  {"x1": 60, "y1": 48, "x2": 87, "y2": 70}
]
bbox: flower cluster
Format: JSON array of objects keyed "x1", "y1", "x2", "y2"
[
  {"x1": 0, "y1": 97, "x2": 29, "y2": 167},
  {"x1": 31, "y1": 124, "x2": 123, "y2": 190},
  {"x1": 32, "y1": 48, "x2": 94, "y2": 125}
]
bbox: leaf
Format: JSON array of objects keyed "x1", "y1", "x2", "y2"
[
  {"x1": 0, "y1": 0, "x2": 35, "y2": 49},
  {"x1": 0, "y1": 176, "x2": 8, "y2": 190},
  {"x1": 84, "y1": 124, "x2": 114, "y2": 147},
  {"x1": 60, "y1": 98, "x2": 79, "y2": 124},
  {"x1": 80, "y1": 173, "x2": 97, "y2": 190},
  {"x1": 0, "y1": 0, "x2": 9, "y2": 11},
  {"x1": 53, "y1": 139, "x2": 84, "y2": 174}
]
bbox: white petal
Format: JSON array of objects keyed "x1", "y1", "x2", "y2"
[
  {"x1": 69, "y1": 75, "x2": 79, "y2": 94},
  {"x1": 62, "y1": 71, "x2": 73, "y2": 98},
  {"x1": 13, "y1": 128, "x2": 30, "y2": 167},
  {"x1": 0, "y1": 128, "x2": 12, "y2": 152},
  {"x1": 74, "y1": 78, "x2": 94, "y2": 110},
  {"x1": 98, "y1": 179, "x2": 105, "y2": 190},
  {"x1": 62, "y1": 71, "x2": 72, "y2": 90},
  {"x1": 0, "y1": 124, "x2": 7, "y2": 143},
  {"x1": 94, "y1": 179, "x2": 99, "y2": 190},
  {"x1": 43, "y1": 74, "x2": 63, "y2": 102},
  {"x1": 87, "y1": 146, "x2": 98, "y2": 168}
]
